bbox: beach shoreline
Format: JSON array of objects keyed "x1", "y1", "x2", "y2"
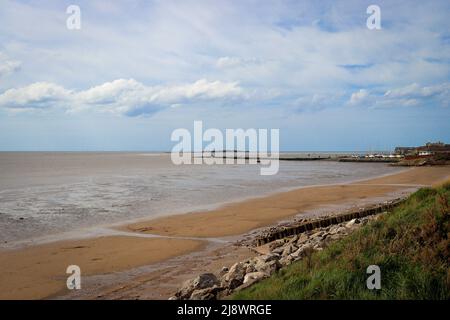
[{"x1": 0, "y1": 166, "x2": 449, "y2": 300}]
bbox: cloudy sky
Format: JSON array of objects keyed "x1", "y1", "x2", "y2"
[{"x1": 0, "y1": 0, "x2": 449, "y2": 151}]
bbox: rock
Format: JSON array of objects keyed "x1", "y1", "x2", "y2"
[
  {"x1": 279, "y1": 255, "x2": 294, "y2": 266},
  {"x1": 288, "y1": 235, "x2": 299, "y2": 244},
  {"x1": 296, "y1": 233, "x2": 309, "y2": 245},
  {"x1": 346, "y1": 218, "x2": 360, "y2": 228},
  {"x1": 216, "y1": 288, "x2": 233, "y2": 300},
  {"x1": 291, "y1": 246, "x2": 308, "y2": 259},
  {"x1": 272, "y1": 246, "x2": 285, "y2": 255},
  {"x1": 281, "y1": 244, "x2": 297, "y2": 257},
  {"x1": 268, "y1": 239, "x2": 287, "y2": 251},
  {"x1": 254, "y1": 258, "x2": 281, "y2": 275},
  {"x1": 176, "y1": 273, "x2": 219, "y2": 299},
  {"x1": 327, "y1": 234, "x2": 342, "y2": 241},
  {"x1": 302, "y1": 243, "x2": 316, "y2": 255},
  {"x1": 219, "y1": 266, "x2": 229, "y2": 277},
  {"x1": 190, "y1": 286, "x2": 221, "y2": 300},
  {"x1": 222, "y1": 262, "x2": 247, "y2": 289},
  {"x1": 329, "y1": 226, "x2": 340, "y2": 235},
  {"x1": 256, "y1": 254, "x2": 279, "y2": 263},
  {"x1": 243, "y1": 272, "x2": 268, "y2": 284},
  {"x1": 245, "y1": 264, "x2": 256, "y2": 274},
  {"x1": 168, "y1": 296, "x2": 178, "y2": 300},
  {"x1": 336, "y1": 226, "x2": 347, "y2": 234}
]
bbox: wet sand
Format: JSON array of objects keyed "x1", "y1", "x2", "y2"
[
  {"x1": 0, "y1": 237, "x2": 204, "y2": 300},
  {"x1": 1, "y1": 166, "x2": 449, "y2": 300}
]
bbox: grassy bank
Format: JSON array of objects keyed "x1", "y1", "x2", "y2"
[{"x1": 233, "y1": 182, "x2": 450, "y2": 300}]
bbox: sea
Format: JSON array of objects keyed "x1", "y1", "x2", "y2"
[{"x1": 0, "y1": 152, "x2": 403, "y2": 244}]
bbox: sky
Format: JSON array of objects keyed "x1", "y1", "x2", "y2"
[{"x1": 0, "y1": 0, "x2": 449, "y2": 151}]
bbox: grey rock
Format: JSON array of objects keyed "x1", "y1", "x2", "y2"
[
  {"x1": 219, "y1": 266, "x2": 229, "y2": 277},
  {"x1": 254, "y1": 258, "x2": 281, "y2": 275},
  {"x1": 190, "y1": 286, "x2": 222, "y2": 300},
  {"x1": 222, "y1": 262, "x2": 247, "y2": 289},
  {"x1": 346, "y1": 218, "x2": 360, "y2": 228},
  {"x1": 282, "y1": 244, "x2": 298, "y2": 257},
  {"x1": 268, "y1": 239, "x2": 287, "y2": 251},
  {"x1": 291, "y1": 246, "x2": 307, "y2": 259},
  {"x1": 279, "y1": 255, "x2": 295, "y2": 266},
  {"x1": 243, "y1": 272, "x2": 268, "y2": 284},
  {"x1": 272, "y1": 246, "x2": 285, "y2": 255},
  {"x1": 256, "y1": 254, "x2": 279, "y2": 263},
  {"x1": 245, "y1": 264, "x2": 256, "y2": 274},
  {"x1": 288, "y1": 235, "x2": 299, "y2": 244},
  {"x1": 176, "y1": 273, "x2": 219, "y2": 299}
]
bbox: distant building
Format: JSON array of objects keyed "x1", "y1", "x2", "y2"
[
  {"x1": 394, "y1": 147, "x2": 416, "y2": 156},
  {"x1": 395, "y1": 141, "x2": 450, "y2": 156}
]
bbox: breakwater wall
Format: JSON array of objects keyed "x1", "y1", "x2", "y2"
[{"x1": 255, "y1": 198, "x2": 405, "y2": 246}]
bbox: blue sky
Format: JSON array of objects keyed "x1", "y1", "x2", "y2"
[{"x1": 0, "y1": 0, "x2": 449, "y2": 151}]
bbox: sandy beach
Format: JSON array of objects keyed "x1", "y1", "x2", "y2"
[{"x1": 1, "y1": 166, "x2": 449, "y2": 300}]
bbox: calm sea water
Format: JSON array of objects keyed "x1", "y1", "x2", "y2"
[{"x1": 0, "y1": 152, "x2": 403, "y2": 243}]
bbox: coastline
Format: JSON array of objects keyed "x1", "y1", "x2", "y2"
[{"x1": 0, "y1": 166, "x2": 449, "y2": 299}]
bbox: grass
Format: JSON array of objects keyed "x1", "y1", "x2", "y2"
[{"x1": 233, "y1": 182, "x2": 450, "y2": 300}]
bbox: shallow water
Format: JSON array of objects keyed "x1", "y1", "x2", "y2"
[{"x1": 0, "y1": 152, "x2": 403, "y2": 243}]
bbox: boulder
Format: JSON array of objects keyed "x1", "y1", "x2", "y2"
[
  {"x1": 288, "y1": 235, "x2": 299, "y2": 244},
  {"x1": 281, "y1": 244, "x2": 298, "y2": 257},
  {"x1": 268, "y1": 239, "x2": 287, "y2": 251},
  {"x1": 296, "y1": 233, "x2": 309, "y2": 245},
  {"x1": 190, "y1": 286, "x2": 222, "y2": 300},
  {"x1": 176, "y1": 273, "x2": 219, "y2": 299},
  {"x1": 222, "y1": 262, "x2": 247, "y2": 289},
  {"x1": 256, "y1": 254, "x2": 279, "y2": 263},
  {"x1": 243, "y1": 272, "x2": 268, "y2": 284},
  {"x1": 329, "y1": 226, "x2": 340, "y2": 235},
  {"x1": 219, "y1": 266, "x2": 229, "y2": 277},
  {"x1": 291, "y1": 246, "x2": 307, "y2": 259},
  {"x1": 279, "y1": 255, "x2": 295, "y2": 266},
  {"x1": 327, "y1": 234, "x2": 342, "y2": 241},
  {"x1": 245, "y1": 263, "x2": 256, "y2": 274},
  {"x1": 254, "y1": 258, "x2": 281, "y2": 275},
  {"x1": 346, "y1": 218, "x2": 360, "y2": 228},
  {"x1": 272, "y1": 246, "x2": 285, "y2": 255}
]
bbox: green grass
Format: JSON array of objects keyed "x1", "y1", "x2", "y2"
[{"x1": 233, "y1": 182, "x2": 450, "y2": 300}]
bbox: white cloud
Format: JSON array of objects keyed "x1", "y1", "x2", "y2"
[
  {"x1": 384, "y1": 82, "x2": 450, "y2": 99},
  {"x1": 0, "y1": 82, "x2": 71, "y2": 109},
  {"x1": 216, "y1": 57, "x2": 243, "y2": 68},
  {"x1": 216, "y1": 57, "x2": 263, "y2": 69},
  {"x1": 0, "y1": 79, "x2": 244, "y2": 116},
  {"x1": 0, "y1": 53, "x2": 21, "y2": 77},
  {"x1": 350, "y1": 89, "x2": 370, "y2": 105},
  {"x1": 349, "y1": 82, "x2": 450, "y2": 108}
]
